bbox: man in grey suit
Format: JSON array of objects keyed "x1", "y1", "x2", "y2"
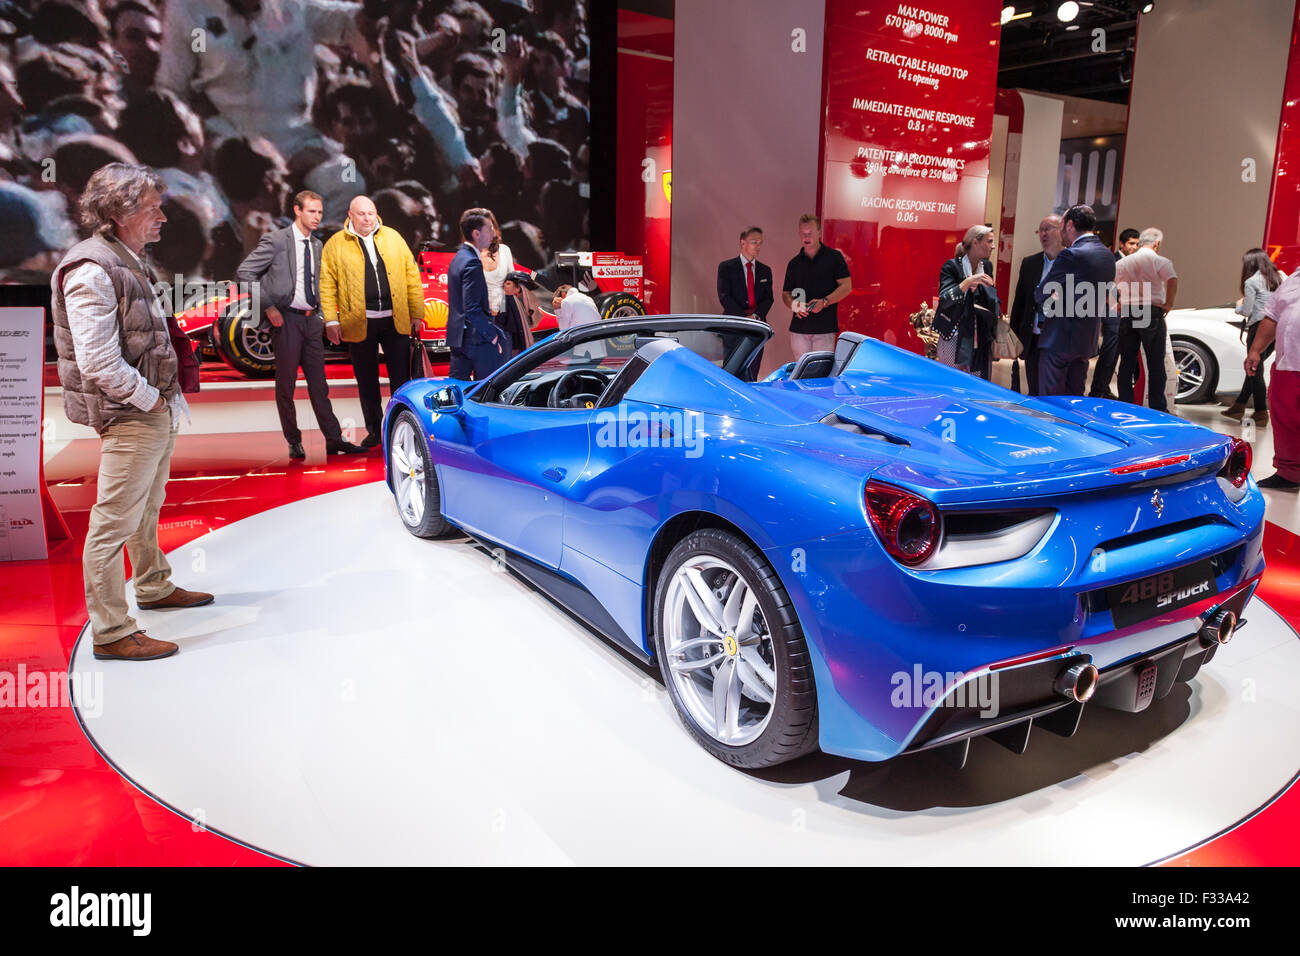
[{"x1": 236, "y1": 190, "x2": 364, "y2": 458}]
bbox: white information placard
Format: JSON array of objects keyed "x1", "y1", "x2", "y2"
[{"x1": 0, "y1": 307, "x2": 48, "y2": 561}]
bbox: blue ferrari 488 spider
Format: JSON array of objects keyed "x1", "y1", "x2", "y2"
[{"x1": 383, "y1": 316, "x2": 1264, "y2": 769}]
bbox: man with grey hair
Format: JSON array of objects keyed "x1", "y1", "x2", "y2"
[
  {"x1": 1114, "y1": 226, "x2": 1178, "y2": 411},
  {"x1": 319, "y1": 194, "x2": 425, "y2": 447},
  {"x1": 1008, "y1": 214, "x2": 1064, "y2": 395},
  {"x1": 51, "y1": 163, "x2": 213, "y2": 663}
]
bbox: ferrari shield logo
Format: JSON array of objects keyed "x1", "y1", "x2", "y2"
[
  {"x1": 662, "y1": 170, "x2": 671, "y2": 203},
  {"x1": 1150, "y1": 489, "x2": 1164, "y2": 518}
]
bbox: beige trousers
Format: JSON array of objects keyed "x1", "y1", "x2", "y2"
[
  {"x1": 83, "y1": 410, "x2": 177, "y2": 644},
  {"x1": 790, "y1": 331, "x2": 837, "y2": 358}
]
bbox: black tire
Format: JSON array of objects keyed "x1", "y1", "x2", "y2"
[
  {"x1": 214, "y1": 304, "x2": 275, "y2": 378},
  {"x1": 388, "y1": 410, "x2": 453, "y2": 538},
  {"x1": 653, "y1": 528, "x2": 818, "y2": 769},
  {"x1": 1170, "y1": 336, "x2": 1218, "y2": 404},
  {"x1": 595, "y1": 291, "x2": 646, "y2": 320}
]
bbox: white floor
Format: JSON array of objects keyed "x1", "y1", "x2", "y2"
[{"x1": 70, "y1": 483, "x2": 1300, "y2": 866}]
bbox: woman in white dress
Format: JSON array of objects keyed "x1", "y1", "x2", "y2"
[{"x1": 471, "y1": 207, "x2": 515, "y2": 326}]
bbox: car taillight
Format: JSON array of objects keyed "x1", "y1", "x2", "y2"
[
  {"x1": 864, "y1": 481, "x2": 940, "y2": 566},
  {"x1": 1220, "y1": 438, "x2": 1252, "y2": 488}
]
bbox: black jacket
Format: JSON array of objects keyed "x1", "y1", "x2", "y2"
[
  {"x1": 1034, "y1": 234, "x2": 1115, "y2": 360},
  {"x1": 717, "y1": 256, "x2": 773, "y2": 321},
  {"x1": 1009, "y1": 251, "x2": 1047, "y2": 346},
  {"x1": 937, "y1": 256, "x2": 999, "y2": 344},
  {"x1": 446, "y1": 242, "x2": 498, "y2": 350}
]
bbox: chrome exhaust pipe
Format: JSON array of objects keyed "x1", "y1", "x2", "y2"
[
  {"x1": 1054, "y1": 662, "x2": 1099, "y2": 703},
  {"x1": 1199, "y1": 609, "x2": 1236, "y2": 647}
]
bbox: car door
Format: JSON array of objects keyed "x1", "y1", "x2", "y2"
[{"x1": 437, "y1": 401, "x2": 592, "y2": 569}]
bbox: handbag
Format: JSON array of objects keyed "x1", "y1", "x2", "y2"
[
  {"x1": 991, "y1": 315, "x2": 1023, "y2": 361},
  {"x1": 931, "y1": 308, "x2": 959, "y2": 340},
  {"x1": 408, "y1": 331, "x2": 434, "y2": 379},
  {"x1": 167, "y1": 313, "x2": 201, "y2": 393}
]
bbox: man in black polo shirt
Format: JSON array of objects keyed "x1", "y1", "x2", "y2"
[{"x1": 781, "y1": 213, "x2": 852, "y2": 357}]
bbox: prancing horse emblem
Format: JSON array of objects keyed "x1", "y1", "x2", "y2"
[{"x1": 1150, "y1": 489, "x2": 1165, "y2": 518}]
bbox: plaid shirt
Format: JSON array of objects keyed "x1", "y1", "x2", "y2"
[{"x1": 1264, "y1": 270, "x2": 1300, "y2": 372}]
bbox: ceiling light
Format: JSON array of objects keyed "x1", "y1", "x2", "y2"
[
  {"x1": 1057, "y1": 1, "x2": 1080, "y2": 21},
  {"x1": 1142, "y1": 2, "x2": 1155, "y2": 13},
  {"x1": 1001, "y1": 5, "x2": 1016, "y2": 24}
]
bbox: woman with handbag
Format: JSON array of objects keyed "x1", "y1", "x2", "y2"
[
  {"x1": 501, "y1": 270, "x2": 539, "y2": 356},
  {"x1": 1223, "y1": 248, "x2": 1286, "y2": 425},
  {"x1": 936, "y1": 225, "x2": 1000, "y2": 379}
]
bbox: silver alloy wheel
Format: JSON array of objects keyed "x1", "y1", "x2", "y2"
[
  {"x1": 663, "y1": 556, "x2": 777, "y2": 746},
  {"x1": 609, "y1": 305, "x2": 642, "y2": 319},
  {"x1": 240, "y1": 320, "x2": 275, "y2": 362},
  {"x1": 389, "y1": 420, "x2": 426, "y2": 527},
  {"x1": 1172, "y1": 342, "x2": 1204, "y2": 401}
]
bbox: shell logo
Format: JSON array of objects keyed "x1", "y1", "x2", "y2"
[
  {"x1": 662, "y1": 170, "x2": 671, "y2": 204},
  {"x1": 423, "y1": 297, "x2": 449, "y2": 331}
]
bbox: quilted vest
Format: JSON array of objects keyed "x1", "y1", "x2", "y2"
[{"x1": 51, "y1": 234, "x2": 178, "y2": 435}]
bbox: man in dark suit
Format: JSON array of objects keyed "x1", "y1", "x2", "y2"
[
  {"x1": 1034, "y1": 204, "x2": 1116, "y2": 397},
  {"x1": 717, "y1": 226, "x2": 773, "y2": 376},
  {"x1": 717, "y1": 226, "x2": 773, "y2": 321},
  {"x1": 1008, "y1": 214, "x2": 1063, "y2": 396},
  {"x1": 235, "y1": 190, "x2": 364, "y2": 459},
  {"x1": 447, "y1": 209, "x2": 506, "y2": 380}
]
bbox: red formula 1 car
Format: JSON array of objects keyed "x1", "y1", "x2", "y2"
[{"x1": 177, "y1": 250, "x2": 648, "y2": 378}]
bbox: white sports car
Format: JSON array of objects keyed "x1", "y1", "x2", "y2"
[{"x1": 1167, "y1": 306, "x2": 1277, "y2": 404}]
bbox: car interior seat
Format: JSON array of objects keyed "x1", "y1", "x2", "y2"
[
  {"x1": 789, "y1": 351, "x2": 835, "y2": 380},
  {"x1": 831, "y1": 332, "x2": 867, "y2": 376}
]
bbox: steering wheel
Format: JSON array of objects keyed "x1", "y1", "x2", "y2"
[{"x1": 547, "y1": 369, "x2": 609, "y2": 409}]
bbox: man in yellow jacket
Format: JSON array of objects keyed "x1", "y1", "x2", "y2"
[{"x1": 320, "y1": 195, "x2": 425, "y2": 448}]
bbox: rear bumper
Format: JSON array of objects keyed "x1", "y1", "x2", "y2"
[
  {"x1": 770, "y1": 503, "x2": 1265, "y2": 762},
  {"x1": 902, "y1": 575, "x2": 1259, "y2": 765}
]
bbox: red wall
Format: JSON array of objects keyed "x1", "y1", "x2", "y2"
[
  {"x1": 1264, "y1": 8, "x2": 1300, "y2": 274},
  {"x1": 818, "y1": 0, "x2": 1003, "y2": 351},
  {"x1": 616, "y1": 10, "x2": 673, "y2": 313}
]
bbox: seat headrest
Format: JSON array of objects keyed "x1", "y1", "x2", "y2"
[
  {"x1": 790, "y1": 350, "x2": 835, "y2": 380},
  {"x1": 831, "y1": 332, "x2": 867, "y2": 376}
]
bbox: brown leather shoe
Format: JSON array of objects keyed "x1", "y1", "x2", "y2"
[
  {"x1": 137, "y1": 586, "x2": 214, "y2": 610},
  {"x1": 93, "y1": 631, "x2": 179, "y2": 661}
]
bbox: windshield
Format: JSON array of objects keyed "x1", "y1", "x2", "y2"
[{"x1": 475, "y1": 318, "x2": 768, "y2": 408}]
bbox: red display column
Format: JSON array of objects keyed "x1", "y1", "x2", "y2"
[
  {"x1": 817, "y1": 1, "x2": 1003, "y2": 351},
  {"x1": 616, "y1": 10, "x2": 673, "y2": 314},
  {"x1": 1264, "y1": 8, "x2": 1300, "y2": 274}
]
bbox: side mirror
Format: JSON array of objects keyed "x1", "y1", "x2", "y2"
[{"x1": 425, "y1": 384, "x2": 464, "y2": 414}]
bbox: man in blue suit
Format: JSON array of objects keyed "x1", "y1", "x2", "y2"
[
  {"x1": 1034, "y1": 204, "x2": 1116, "y2": 397},
  {"x1": 447, "y1": 209, "x2": 506, "y2": 380}
]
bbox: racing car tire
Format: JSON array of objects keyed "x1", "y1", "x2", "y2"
[
  {"x1": 214, "y1": 305, "x2": 276, "y2": 379},
  {"x1": 653, "y1": 528, "x2": 819, "y2": 769},
  {"x1": 388, "y1": 409, "x2": 452, "y2": 539},
  {"x1": 595, "y1": 291, "x2": 646, "y2": 319}
]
